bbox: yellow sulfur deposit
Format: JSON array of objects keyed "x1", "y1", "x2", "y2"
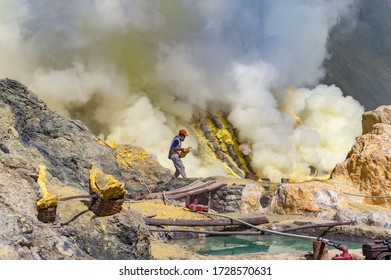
[
  {"x1": 216, "y1": 128, "x2": 233, "y2": 145},
  {"x1": 89, "y1": 165, "x2": 127, "y2": 199},
  {"x1": 104, "y1": 139, "x2": 117, "y2": 150},
  {"x1": 179, "y1": 146, "x2": 192, "y2": 158},
  {"x1": 36, "y1": 164, "x2": 61, "y2": 209},
  {"x1": 96, "y1": 137, "x2": 118, "y2": 150},
  {"x1": 127, "y1": 200, "x2": 207, "y2": 220},
  {"x1": 211, "y1": 116, "x2": 253, "y2": 175},
  {"x1": 114, "y1": 145, "x2": 149, "y2": 168}
]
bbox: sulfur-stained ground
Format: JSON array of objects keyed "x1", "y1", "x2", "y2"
[{"x1": 125, "y1": 199, "x2": 209, "y2": 220}]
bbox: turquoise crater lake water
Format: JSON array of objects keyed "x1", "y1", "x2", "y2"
[{"x1": 170, "y1": 234, "x2": 363, "y2": 256}]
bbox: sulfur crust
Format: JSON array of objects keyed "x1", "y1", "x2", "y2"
[{"x1": 36, "y1": 164, "x2": 61, "y2": 209}]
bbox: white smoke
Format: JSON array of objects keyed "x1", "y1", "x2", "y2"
[{"x1": 0, "y1": 0, "x2": 363, "y2": 180}]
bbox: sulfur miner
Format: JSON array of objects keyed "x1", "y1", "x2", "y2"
[{"x1": 168, "y1": 129, "x2": 191, "y2": 179}]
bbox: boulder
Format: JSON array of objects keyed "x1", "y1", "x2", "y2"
[
  {"x1": 335, "y1": 208, "x2": 391, "y2": 229},
  {"x1": 362, "y1": 105, "x2": 391, "y2": 134},
  {"x1": 240, "y1": 183, "x2": 264, "y2": 213},
  {"x1": 332, "y1": 105, "x2": 391, "y2": 207},
  {"x1": 270, "y1": 180, "x2": 347, "y2": 218}
]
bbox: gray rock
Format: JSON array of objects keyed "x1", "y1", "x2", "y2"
[
  {"x1": 225, "y1": 206, "x2": 236, "y2": 212},
  {"x1": 334, "y1": 208, "x2": 391, "y2": 228},
  {"x1": 225, "y1": 195, "x2": 237, "y2": 201}
]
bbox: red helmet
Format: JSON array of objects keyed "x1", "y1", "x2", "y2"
[{"x1": 179, "y1": 129, "x2": 188, "y2": 136}]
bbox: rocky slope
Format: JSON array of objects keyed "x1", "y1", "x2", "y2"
[
  {"x1": 0, "y1": 79, "x2": 168, "y2": 260},
  {"x1": 331, "y1": 106, "x2": 391, "y2": 208}
]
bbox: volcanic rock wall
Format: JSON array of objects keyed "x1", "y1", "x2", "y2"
[
  {"x1": 0, "y1": 79, "x2": 154, "y2": 259},
  {"x1": 332, "y1": 105, "x2": 391, "y2": 207}
]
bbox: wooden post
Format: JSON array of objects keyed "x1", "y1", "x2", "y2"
[
  {"x1": 313, "y1": 240, "x2": 328, "y2": 260},
  {"x1": 207, "y1": 191, "x2": 211, "y2": 212}
]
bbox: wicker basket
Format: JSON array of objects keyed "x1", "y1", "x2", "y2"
[
  {"x1": 37, "y1": 206, "x2": 57, "y2": 223},
  {"x1": 89, "y1": 196, "x2": 124, "y2": 217}
]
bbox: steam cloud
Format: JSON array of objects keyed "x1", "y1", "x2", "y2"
[{"x1": 0, "y1": 0, "x2": 364, "y2": 181}]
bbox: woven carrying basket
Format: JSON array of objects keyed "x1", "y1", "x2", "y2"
[
  {"x1": 37, "y1": 206, "x2": 57, "y2": 223},
  {"x1": 89, "y1": 196, "x2": 124, "y2": 217}
]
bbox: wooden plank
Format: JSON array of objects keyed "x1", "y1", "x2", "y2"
[
  {"x1": 193, "y1": 182, "x2": 227, "y2": 195},
  {"x1": 167, "y1": 182, "x2": 227, "y2": 200},
  {"x1": 164, "y1": 179, "x2": 204, "y2": 194},
  {"x1": 136, "y1": 181, "x2": 225, "y2": 201},
  {"x1": 164, "y1": 180, "x2": 213, "y2": 195},
  {"x1": 135, "y1": 180, "x2": 206, "y2": 200},
  {"x1": 205, "y1": 182, "x2": 227, "y2": 192},
  {"x1": 144, "y1": 216, "x2": 269, "y2": 226},
  {"x1": 164, "y1": 182, "x2": 215, "y2": 198}
]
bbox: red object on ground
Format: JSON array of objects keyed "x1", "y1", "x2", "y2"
[
  {"x1": 332, "y1": 244, "x2": 353, "y2": 260},
  {"x1": 185, "y1": 199, "x2": 208, "y2": 212}
]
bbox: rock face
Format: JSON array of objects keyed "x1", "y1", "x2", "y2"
[
  {"x1": 332, "y1": 105, "x2": 391, "y2": 207},
  {"x1": 335, "y1": 208, "x2": 391, "y2": 229},
  {"x1": 0, "y1": 79, "x2": 153, "y2": 259},
  {"x1": 362, "y1": 106, "x2": 391, "y2": 134},
  {"x1": 239, "y1": 183, "x2": 265, "y2": 213},
  {"x1": 270, "y1": 180, "x2": 347, "y2": 218},
  {"x1": 0, "y1": 79, "x2": 122, "y2": 189}
]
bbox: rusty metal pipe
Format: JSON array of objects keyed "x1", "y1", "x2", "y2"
[
  {"x1": 210, "y1": 113, "x2": 223, "y2": 129},
  {"x1": 199, "y1": 114, "x2": 244, "y2": 178},
  {"x1": 243, "y1": 154, "x2": 256, "y2": 174},
  {"x1": 227, "y1": 144, "x2": 245, "y2": 170}
]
